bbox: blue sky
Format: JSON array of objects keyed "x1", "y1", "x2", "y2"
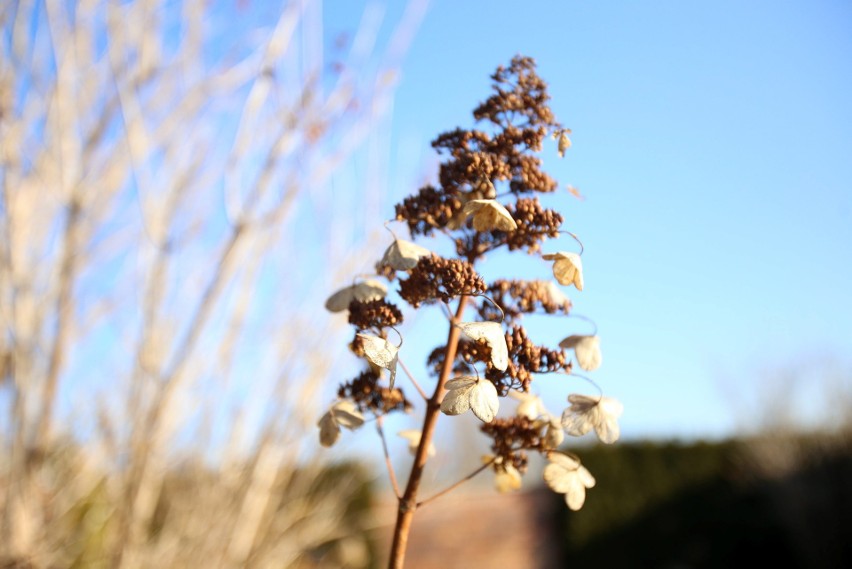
[{"x1": 321, "y1": 0, "x2": 852, "y2": 440}]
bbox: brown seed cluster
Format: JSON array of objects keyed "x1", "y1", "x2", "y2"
[
  {"x1": 473, "y1": 56, "x2": 559, "y2": 130},
  {"x1": 395, "y1": 185, "x2": 463, "y2": 237},
  {"x1": 398, "y1": 255, "x2": 486, "y2": 308},
  {"x1": 338, "y1": 370, "x2": 413, "y2": 415},
  {"x1": 505, "y1": 197, "x2": 563, "y2": 254},
  {"x1": 479, "y1": 279, "x2": 572, "y2": 323},
  {"x1": 348, "y1": 299, "x2": 403, "y2": 331},
  {"x1": 480, "y1": 415, "x2": 548, "y2": 472},
  {"x1": 499, "y1": 325, "x2": 570, "y2": 392}
]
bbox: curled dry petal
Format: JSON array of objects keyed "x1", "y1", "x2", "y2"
[
  {"x1": 559, "y1": 335, "x2": 602, "y2": 371},
  {"x1": 544, "y1": 453, "x2": 595, "y2": 511},
  {"x1": 469, "y1": 379, "x2": 499, "y2": 422},
  {"x1": 325, "y1": 279, "x2": 388, "y2": 312},
  {"x1": 462, "y1": 199, "x2": 518, "y2": 232},
  {"x1": 542, "y1": 252, "x2": 583, "y2": 291},
  {"x1": 398, "y1": 429, "x2": 436, "y2": 457},
  {"x1": 357, "y1": 333, "x2": 399, "y2": 389},
  {"x1": 557, "y1": 130, "x2": 572, "y2": 157},
  {"x1": 381, "y1": 239, "x2": 432, "y2": 271},
  {"x1": 543, "y1": 417, "x2": 565, "y2": 449},
  {"x1": 457, "y1": 322, "x2": 509, "y2": 371},
  {"x1": 561, "y1": 394, "x2": 623, "y2": 444}
]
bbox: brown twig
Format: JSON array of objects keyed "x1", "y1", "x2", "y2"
[
  {"x1": 397, "y1": 358, "x2": 428, "y2": 401},
  {"x1": 375, "y1": 416, "x2": 402, "y2": 499},
  {"x1": 416, "y1": 458, "x2": 495, "y2": 507}
]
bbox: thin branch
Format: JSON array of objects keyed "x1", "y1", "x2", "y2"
[
  {"x1": 397, "y1": 358, "x2": 428, "y2": 401},
  {"x1": 375, "y1": 416, "x2": 402, "y2": 499},
  {"x1": 416, "y1": 458, "x2": 495, "y2": 507}
]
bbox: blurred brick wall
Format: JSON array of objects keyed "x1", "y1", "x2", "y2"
[{"x1": 374, "y1": 488, "x2": 561, "y2": 569}]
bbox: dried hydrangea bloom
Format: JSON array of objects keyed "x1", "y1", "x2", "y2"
[
  {"x1": 462, "y1": 199, "x2": 518, "y2": 232},
  {"x1": 543, "y1": 452, "x2": 596, "y2": 511},
  {"x1": 398, "y1": 429, "x2": 436, "y2": 457},
  {"x1": 457, "y1": 321, "x2": 509, "y2": 371},
  {"x1": 561, "y1": 394, "x2": 623, "y2": 444},
  {"x1": 356, "y1": 333, "x2": 399, "y2": 389},
  {"x1": 381, "y1": 238, "x2": 432, "y2": 271},
  {"x1": 325, "y1": 279, "x2": 388, "y2": 312},
  {"x1": 440, "y1": 375, "x2": 499, "y2": 423},
  {"x1": 542, "y1": 251, "x2": 583, "y2": 291},
  {"x1": 558, "y1": 334, "x2": 601, "y2": 371},
  {"x1": 318, "y1": 399, "x2": 365, "y2": 447}
]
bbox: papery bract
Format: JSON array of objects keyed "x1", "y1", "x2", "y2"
[
  {"x1": 542, "y1": 252, "x2": 583, "y2": 291},
  {"x1": 457, "y1": 321, "x2": 509, "y2": 371},
  {"x1": 357, "y1": 333, "x2": 399, "y2": 389},
  {"x1": 561, "y1": 394, "x2": 623, "y2": 444},
  {"x1": 381, "y1": 239, "x2": 432, "y2": 271},
  {"x1": 441, "y1": 376, "x2": 499, "y2": 423},
  {"x1": 558, "y1": 334, "x2": 601, "y2": 371},
  {"x1": 398, "y1": 429, "x2": 436, "y2": 457},
  {"x1": 543, "y1": 453, "x2": 595, "y2": 511},
  {"x1": 318, "y1": 399, "x2": 365, "y2": 448},
  {"x1": 462, "y1": 199, "x2": 518, "y2": 232},
  {"x1": 325, "y1": 279, "x2": 388, "y2": 312}
]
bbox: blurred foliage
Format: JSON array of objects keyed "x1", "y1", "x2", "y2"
[{"x1": 552, "y1": 438, "x2": 852, "y2": 568}]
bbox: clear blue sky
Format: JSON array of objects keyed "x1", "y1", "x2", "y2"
[{"x1": 322, "y1": 0, "x2": 852, "y2": 440}]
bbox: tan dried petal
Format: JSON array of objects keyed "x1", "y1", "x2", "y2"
[
  {"x1": 558, "y1": 335, "x2": 601, "y2": 371},
  {"x1": 544, "y1": 453, "x2": 595, "y2": 511},
  {"x1": 542, "y1": 252, "x2": 583, "y2": 290},
  {"x1": 381, "y1": 239, "x2": 432, "y2": 271},
  {"x1": 457, "y1": 322, "x2": 509, "y2": 371},
  {"x1": 558, "y1": 131, "x2": 571, "y2": 157},
  {"x1": 469, "y1": 379, "x2": 499, "y2": 423},
  {"x1": 462, "y1": 199, "x2": 518, "y2": 232},
  {"x1": 318, "y1": 412, "x2": 341, "y2": 447},
  {"x1": 441, "y1": 376, "x2": 499, "y2": 422},
  {"x1": 561, "y1": 394, "x2": 623, "y2": 444},
  {"x1": 509, "y1": 391, "x2": 546, "y2": 420}
]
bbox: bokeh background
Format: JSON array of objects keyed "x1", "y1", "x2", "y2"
[{"x1": 1, "y1": 1, "x2": 850, "y2": 567}]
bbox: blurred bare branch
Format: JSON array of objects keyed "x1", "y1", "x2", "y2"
[{"x1": 0, "y1": 0, "x2": 425, "y2": 566}]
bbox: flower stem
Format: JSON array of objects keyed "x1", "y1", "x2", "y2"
[{"x1": 387, "y1": 295, "x2": 469, "y2": 569}]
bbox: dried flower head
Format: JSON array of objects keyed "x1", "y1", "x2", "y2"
[
  {"x1": 542, "y1": 251, "x2": 584, "y2": 290},
  {"x1": 561, "y1": 394, "x2": 623, "y2": 444},
  {"x1": 348, "y1": 299, "x2": 403, "y2": 330},
  {"x1": 440, "y1": 376, "x2": 500, "y2": 423},
  {"x1": 338, "y1": 370, "x2": 412, "y2": 415},
  {"x1": 318, "y1": 399, "x2": 365, "y2": 448},
  {"x1": 543, "y1": 452, "x2": 596, "y2": 511}
]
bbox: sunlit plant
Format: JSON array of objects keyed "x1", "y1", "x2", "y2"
[{"x1": 321, "y1": 56, "x2": 622, "y2": 568}]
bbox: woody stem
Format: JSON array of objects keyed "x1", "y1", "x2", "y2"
[{"x1": 387, "y1": 295, "x2": 470, "y2": 569}]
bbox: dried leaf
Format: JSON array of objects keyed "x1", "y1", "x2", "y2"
[
  {"x1": 457, "y1": 322, "x2": 509, "y2": 371},
  {"x1": 357, "y1": 333, "x2": 399, "y2": 389},
  {"x1": 558, "y1": 335, "x2": 601, "y2": 371},
  {"x1": 462, "y1": 199, "x2": 518, "y2": 232},
  {"x1": 542, "y1": 252, "x2": 583, "y2": 291},
  {"x1": 381, "y1": 239, "x2": 431, "y2": 271}
]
